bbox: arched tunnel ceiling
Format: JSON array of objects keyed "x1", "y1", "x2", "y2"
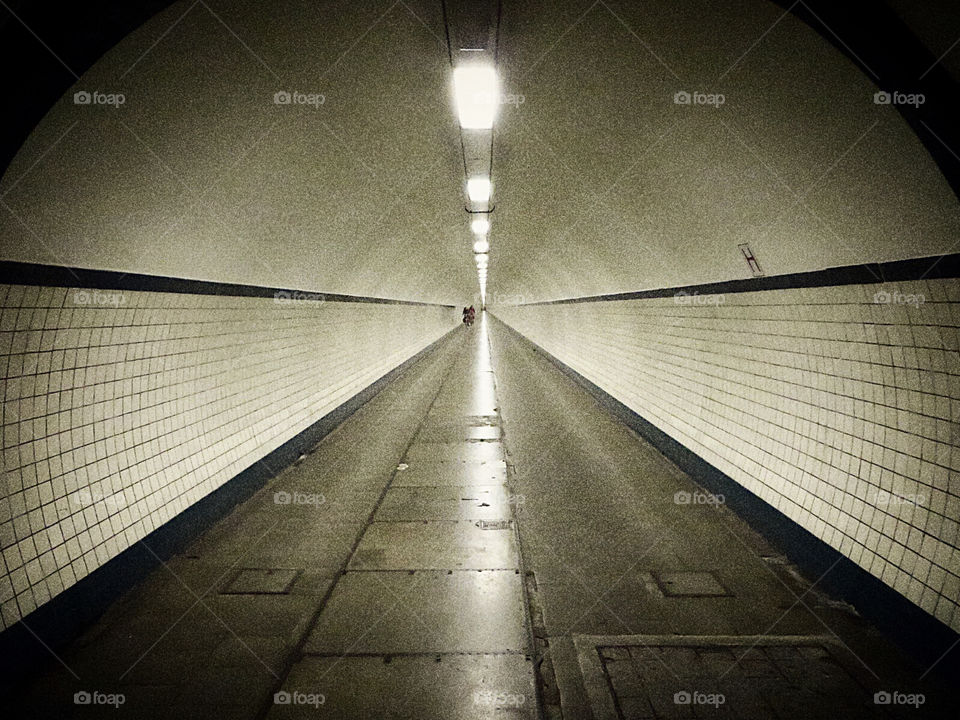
[{"x1": 1, "y1": 0, "x2": 959, "y2": 304}]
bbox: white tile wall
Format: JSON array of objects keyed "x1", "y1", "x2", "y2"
[
  {"x1": 495, "y1": 278, "x2": 960, "y2": 633},
  {"x1": 0, "y1": 284, "x2": 457, "y2": 629}
]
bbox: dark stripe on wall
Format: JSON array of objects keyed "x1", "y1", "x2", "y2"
[
  {"x1": 0, "y1": 261, "x2": 454, "y2": 308},
  {"x1": 490, "y1": 314, "x2": 960, "y2": 681},
  {"x1": 520, "y1": 253, "x2": 960, "y2": 306},
  {"x1": 0, "y1": 325, "x2": 459, "y2": 696}
]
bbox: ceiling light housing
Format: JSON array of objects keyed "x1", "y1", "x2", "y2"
[
  {"x1": 467, "y1": 177, "x2": 491, "y2": 203},
  {"x1": 453, "y1": 65, "x2": 499, "y2": 129},
  {"x1": 471, "y1": 217, "x2": 490, "y2": 235}
]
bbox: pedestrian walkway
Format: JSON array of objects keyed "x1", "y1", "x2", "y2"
[
  {"x1": 8, "y1": 313, "x2": 956, "y2": 719},
  {"x1": 273, "y1": 311, "x2": 536, "y2": 719}
]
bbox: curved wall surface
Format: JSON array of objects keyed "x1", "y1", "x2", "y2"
[
  {"x1": 0, "y1": 281, "x2": 456, "y2": 629},
  {"x1": 495, "y1": 272, "x2": 960, "y2": 634}
]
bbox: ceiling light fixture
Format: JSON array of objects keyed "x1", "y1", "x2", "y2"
[
  {"x1": 467, "y1": 177, "x2": 491, "y2": 203},
  {"x1": 473, "y1": 239, "x2": 489, "y2": 253},
  {"x1": 453, "y1": 65, "x2": 499, "y2": 129},
  {"x1": 471, "y1": 217, "x2": 490, "y2": 235}
]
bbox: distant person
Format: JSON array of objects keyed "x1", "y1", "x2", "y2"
[
  {"x1": 462, "y1": 307, "x2": 472, "y2": 326},
  {"x1": 467, "y1": 305, "x2": 476, "y2": 325}
]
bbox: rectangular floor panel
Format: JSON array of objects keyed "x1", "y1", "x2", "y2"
[
  {"x1": 403, "y1": 441, "x2": 505, "y2": 464},
  {"x1": 268, "y1": 654, "x2": 537, "y2": 719},
  {"x1": 426, "y1": 404, "x2": 499, "y2": 421},
  {"x1": 349, "y1": 521, "x2": 519, "y2": 570},
  {"x1": 415, "y1": 424, "x2": 501, "y2": 442},
  {"x1": 190, "y1": 523, "x2": 362, "y2": 572},
  {"x1": 375, "y1": 485, "x2": 513, "y2": 522},
  {"x1": 431, "y1": 380, "x2": 498, "y2": 415},
  {"x1": 304, "y1": 570, "x2": 527, "y2": 654},
  {"x1": 393, "y1": 461, "x2": 507, "y2": 487}
]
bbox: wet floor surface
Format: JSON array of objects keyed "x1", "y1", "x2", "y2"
[{"x1": 8, "y1": 313, "x2": 958, "y2": 718}]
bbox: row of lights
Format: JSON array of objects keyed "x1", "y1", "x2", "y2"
[{"x1": 453, "y1": 65, "x2": 499, "y2": 304}]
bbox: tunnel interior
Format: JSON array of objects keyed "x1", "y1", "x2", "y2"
[{"x1": 0, "y1": 1, "x2": 959, "y2": 718}]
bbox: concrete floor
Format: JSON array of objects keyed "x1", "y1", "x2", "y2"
[{"x1": 8, "y1": 313, "x2": 957, "y2": 719}]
